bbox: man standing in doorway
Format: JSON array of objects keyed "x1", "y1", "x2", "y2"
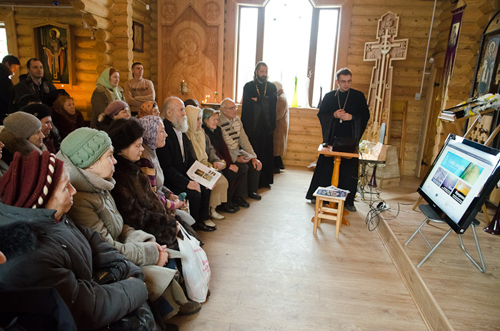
[
  {"x1": 306, "y1": 68, "x2": 370, "y2": 212},
  {"x1": 124, "y1": 62, "x2": 155, "y2": 115},
  {"x1": 241, "y1": 61, "x2": 277, "y2": 189}
]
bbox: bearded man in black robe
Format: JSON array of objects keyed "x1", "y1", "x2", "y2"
[
  {"x1": 241, "y1": 61, "x2": 277, "y2": 189},
  {"x1": 306, "y1": 68, "x2": 370, "y2": 212}
]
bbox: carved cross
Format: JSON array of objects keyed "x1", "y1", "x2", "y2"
[{"x1": 364, "y1": 12, "x2": 408, "y2": 143}]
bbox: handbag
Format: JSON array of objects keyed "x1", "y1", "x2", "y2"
[
  {"x1": 177, "y1": 224, "x2": 211, "y2": 303},
  {"x1": 93, "y1": 259, "x2": 156, "y2": 331}
]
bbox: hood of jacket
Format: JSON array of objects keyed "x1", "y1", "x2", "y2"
[{"x1": 56, "y1": 151, "x2": 115, "y2": 193}]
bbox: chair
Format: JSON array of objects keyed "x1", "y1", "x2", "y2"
[
  {"x1": 313, "y1": 196, "x2": 345, "y2": 239},
  {"x1": 405, "y1": 204, "x2": 485, "y2": 273}
]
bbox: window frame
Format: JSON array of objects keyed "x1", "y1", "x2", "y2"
[{"x1": 234, "y1": 1, "x2": 341, "y2": 107}]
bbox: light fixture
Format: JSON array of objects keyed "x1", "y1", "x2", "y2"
[{"x1": 136, "y1": 0, "x2": 150, "y2": 10}]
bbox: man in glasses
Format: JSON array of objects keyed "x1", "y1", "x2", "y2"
[{"x1": 124, "y1": 62, "x2": 156, "y2": 116}]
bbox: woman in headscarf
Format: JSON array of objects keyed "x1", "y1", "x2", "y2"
[
  {"x1": 91, "y1": 67, "x2": 124, "y2": 128},
  {"x1": 138, "y1": 101, "x2": 160, "y2": 118},
  {"x1": 138, "y1": 115, "x2": 196, "y2": 227},
  {"x1": 185, "y1": 105, "x2": 235, "y2": 225}
]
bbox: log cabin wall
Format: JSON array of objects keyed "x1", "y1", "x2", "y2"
[
  {"x1": 1, "y1": 0, "x2": 498, "y2": 176},
  {"x1": 0, "y1": 0, "x2": 155, "y2": 120}
]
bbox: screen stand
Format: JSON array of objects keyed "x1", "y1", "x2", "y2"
[{"x1": 405, "y1": 204, "x2": 486, "y2": 273}]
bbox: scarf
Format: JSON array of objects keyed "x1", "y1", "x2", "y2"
[
  {"x1": 185, "y1": 105, "x2": 208, "y2": 162},
  {"x1": 96, "y1": 68, "x2": 122, "y2": 100},
  {"x1": 139, "y1": 115, "x2": 161, "y2": 149},
  {"x1": 52, "y1": 98, "x2": 78, "y2": 124}
]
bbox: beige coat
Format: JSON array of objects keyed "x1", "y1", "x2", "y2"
[
  {"x1": 58, "y1": 152, "x2": 178, "y2": 300},
  {"x1": 273, "y1": 84, "x2": 289, "y2": 156}
]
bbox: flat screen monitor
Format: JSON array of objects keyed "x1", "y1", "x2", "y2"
[{"x1": 418, "y1": 134, "x2": 500, "y2": 234}]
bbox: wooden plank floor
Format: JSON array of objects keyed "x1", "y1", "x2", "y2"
[
  {"x1": 171, "y1": 167, "x2": 427, "y2": 330},
  {"x1": 373, "y1": 177, "x2": 500, "y2": 331}
]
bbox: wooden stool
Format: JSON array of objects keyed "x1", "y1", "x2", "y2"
[{"x1": 313, "y1": 196, "x2": 345, "y2": 238}]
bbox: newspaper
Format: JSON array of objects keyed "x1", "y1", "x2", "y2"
[
  {"x1": 313, "y1": 185, "x2": 349, "y2": 200},
  {"x1": 186, "y1": 160, "x2": 221, "y2": 190}
]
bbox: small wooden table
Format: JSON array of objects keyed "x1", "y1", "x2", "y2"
[{"x1": 312, "y1": 145, "x2": 359, "y2": 237}]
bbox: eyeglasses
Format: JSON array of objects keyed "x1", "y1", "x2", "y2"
[{"x1": 227, "y1": 106, "x2": 238, "y2": 111}]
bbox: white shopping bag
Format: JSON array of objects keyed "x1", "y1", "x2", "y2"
[{"x1": 177, "y1": 224, "x2": 210, "y2": 303}]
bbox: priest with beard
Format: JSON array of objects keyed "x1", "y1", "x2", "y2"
[
  {"x1": 157, "y1": 96, "x2": 215, "y2": 232},
  {"x1": 241, "y1": 62, "x2": 277, "y2": 189},
  {"x1": 305, "y1": 68, "x2": 370, "y2": 212}
]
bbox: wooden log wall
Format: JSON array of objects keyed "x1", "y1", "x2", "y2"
[
  {"x1": 1, "y1": 0, "x2": 155, "y2": 120},
  {"x1": 426, "y1": 0, "x2": 500, "y2": 173}
]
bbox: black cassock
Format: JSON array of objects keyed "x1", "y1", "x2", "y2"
[
  {"x1": 306, "y1": 88, "x2": 370, "y2": 205},
  {"x1": 241, "y1": 80, "x2": 277, "y2": 187}
]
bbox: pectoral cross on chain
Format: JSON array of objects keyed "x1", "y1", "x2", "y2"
[{"x1": 364, "y1": 11, "x2": 408, "y2": 143}]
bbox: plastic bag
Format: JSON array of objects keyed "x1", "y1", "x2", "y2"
[{"x1": 177, "y1": 224, "x2": 210, "y2": 303}]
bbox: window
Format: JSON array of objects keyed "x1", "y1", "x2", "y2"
[
  {"x1": 0, "y1": 23, "x2": 8, "y2": 61},
  {"x1": 236, "y1": 0, "x2": 340, "y2": 107}
]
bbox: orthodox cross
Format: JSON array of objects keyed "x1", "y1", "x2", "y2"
[{"x1": 364, "y1": 12, "x2": 408, "y2": 143}]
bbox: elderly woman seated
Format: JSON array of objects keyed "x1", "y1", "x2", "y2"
[
  {"x1": 0, "y1": 111, "x2": 45, "y2": 165},
  {"x1": 202, "y1": 107, "x2": 249, "y2": 210},
  {"x1": 138, "y1": 115, "x2": 196, "y2": 227},
  {"x1": 96, "y1": 100, "x2": 131, "y2": 131},
  {"x1": 57, "y1": 127, "x2": 201, "y2": 323},
  {"x1": 185, "y1": 105, "x2": 236, "y2": 224},
  {"x1": 0, "y1": 150, "x2": 148, "y2": 330},
  {"x1": 106, "y1": 118, "x2": 201, "y2": 245}
]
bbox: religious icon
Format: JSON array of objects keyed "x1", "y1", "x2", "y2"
[
  {"x1": 35, "y1": 24, "x2": 69, "y2": 84},
  {"x1": 477, "y1": 35, "x2": 500, "y2": 96},
  {"x1": 133, "y1": 22, "x2": 144, "y2": 53}
]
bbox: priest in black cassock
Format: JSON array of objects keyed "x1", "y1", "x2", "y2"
[
  {"x1": 306, "y1": 68, "x2": 370, "y2": 211},
  {"x1": 241, "y1": 61, "x2": 278, "y2": 189}
]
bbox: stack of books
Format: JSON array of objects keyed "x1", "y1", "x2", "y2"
[{"x1": 438, "y1": 108, "x2": 466, "y2": 122}]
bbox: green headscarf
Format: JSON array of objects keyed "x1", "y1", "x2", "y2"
[{"x1": 96, "y1": 67, "x2": 123, "y2": 100}]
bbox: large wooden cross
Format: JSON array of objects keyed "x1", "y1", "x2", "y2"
[{"x1": 364, "y1": 12, "x2": 408, "y2": 143}]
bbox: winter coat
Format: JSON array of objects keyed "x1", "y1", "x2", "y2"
[
  {"x1": 58, "y1": 152, "x2": 159, "y2": 267},
  {"x1": 111, "y1": 154, "x2": 181, "y2": 248},
  {"x1": 0, "y1": 128, "x2": 41, "y2": 166},
  {"x1": 90, "y1": 84, "x2": 124, "y2": 128},
  {"x1": 0, "y1": 202, "x2": 148, "y2": 330},
  {"x1": 273, "y1": 89, "x2": 289, "y2": 156}
]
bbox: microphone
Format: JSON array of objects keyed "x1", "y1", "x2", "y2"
[{"x1": 178, "y1": 192, "x2": 187, "y2": 201}]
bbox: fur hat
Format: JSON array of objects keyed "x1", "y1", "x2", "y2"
[
  {"x1": 139, "y1": 115, "x2": 162, "y2": 149},
  {"x1": 60, "y1": 127, "x2": 112, "y2": 169},
  {"x1": 105, "y1": 100, "x2": 129, "y2": 118},
  {"x1": 107, "y1": 118, "x2": 144, "y2": 154},
  {"x1": 0, "y1": 150, "x2": 63, "y2": 208},
  {"x1": 3, "y1": 112, "x2": 42, "y2": 140},
  {"x1": 21, "y1": 103, "x2": 52, "y2": 120}
]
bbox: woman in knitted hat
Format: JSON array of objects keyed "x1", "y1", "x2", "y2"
[
  {"x1": 96, "y1": 100, "x2": 131, "y2": 131},
  {"x1": 185, "y1": 105, "x2": 235, "y2": 223},
  {"x1": 138, "y1": 115, "x2": 196, "y2": 227},
  {"x1": 57, "y1": 127, "x2": 201, "y2": 322},
  {"x1": 0, "y1": 150, "x2": 149, "y2": 329},
  {"x1": 203, "y1": 107, "x2": 248, "y2": 211},
  {"x1": 51, "y1": 94, "x2": 85, "y2": 140},
  {"x1": 90, "y1": 67, "x2": 124, "y2": 128},
  {"x1": 138, "y1": 101, "x2": 160, "y2": 118},
  {"x1": 0, "y1": 111, "x2": 45, "y2": 165}
]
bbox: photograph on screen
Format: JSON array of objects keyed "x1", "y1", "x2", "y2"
[{"x1": 421, "y1": 139, "x2": 498, "y2": 227}]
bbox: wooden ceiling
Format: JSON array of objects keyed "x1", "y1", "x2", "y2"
[{"x1": 0, "y1": 0, "x2": 72, "y2": 6}]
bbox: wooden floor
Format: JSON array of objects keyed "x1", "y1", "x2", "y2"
[
  {"x1": 172, "y1": 167, "x2": 433, "y2": 330},
  {"x1": 375, "y1": 177, "x2": 500, "y2": 331}
]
